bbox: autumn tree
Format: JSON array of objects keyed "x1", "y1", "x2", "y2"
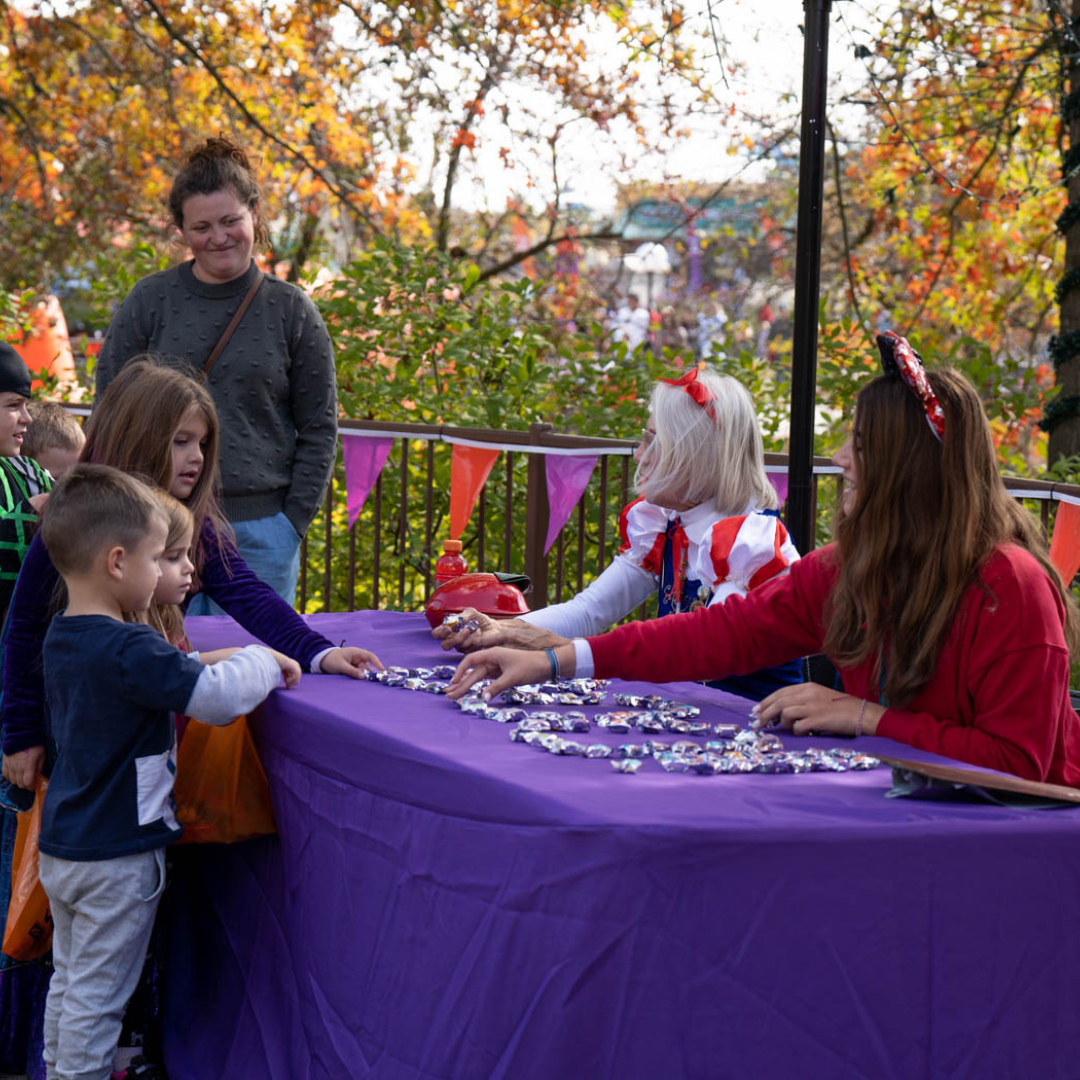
[
  {"x1": 791, "y1": 1, "x2": 1068, "y2": 468},
  {"x1": 0, "y1": 0, "x2": 718, "y2": 291}
]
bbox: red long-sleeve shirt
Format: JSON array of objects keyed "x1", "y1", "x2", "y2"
[{"x1": 588, "y1": 543, "x2": 1080, "y2": 785}]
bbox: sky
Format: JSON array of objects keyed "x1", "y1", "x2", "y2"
[{"x1": 443, "y1": 0, "x2": 880, "y2": 217}]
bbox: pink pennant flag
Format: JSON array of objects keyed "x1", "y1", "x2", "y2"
[
  {"x1": 341, "y1": 436, "x2": 393, "y2": 527},
  {"x1": 545, "y1": 454, "x2": 598, "y2": 554},
  {"x1": 768, "y1": 471, "x2": 788, "y2": 506}
]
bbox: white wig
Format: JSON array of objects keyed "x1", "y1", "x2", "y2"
[{"x1": 636, "y1": 367, "x2": 777, "y2": 516}]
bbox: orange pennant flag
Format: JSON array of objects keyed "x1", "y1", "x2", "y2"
[
  {"x1": 1049, "y1": 501, "x2": 1080, "y2": 587},
  {"x1": 449, "y1": 444, "x2": 500, "y2": 540}
]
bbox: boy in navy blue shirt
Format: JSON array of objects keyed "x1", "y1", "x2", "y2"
[{"x1": 36, "y1": 464, "x2": 299, "y2": 1080}]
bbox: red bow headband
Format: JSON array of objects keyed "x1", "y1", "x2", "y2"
[
  {"x1": 876, "y1": 331, "x2": 944, "y2": 441},
  {"x1": 659, "y1": 364, "x2": 717, "y2": 421}
]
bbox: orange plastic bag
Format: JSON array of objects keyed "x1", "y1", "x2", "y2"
[
  {"x1": 2, "y1": 776, "x2": 52, "y2": 961},
  {"x1": 173, "y1": 717, "x2": 277, "y2": 845}
]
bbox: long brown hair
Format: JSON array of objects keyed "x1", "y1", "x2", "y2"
[
  {"x1": 83, "y1": 358, "x2": 228, "y2": 583},
  {"x1": 823, "y1": 366, "x2": 1080, "y2": 705}
]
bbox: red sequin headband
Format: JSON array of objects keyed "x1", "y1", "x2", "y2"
[
  {"x1": 659, "y1": 363, "x2": 717, "y2": 421},
  {"x1": 876, "y1": 331, "x2": 944, "y2": 441}
]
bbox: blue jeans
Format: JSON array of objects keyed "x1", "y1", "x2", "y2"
[{"x1": 188, "y1": 511, "x2": 302, "y2": 615}]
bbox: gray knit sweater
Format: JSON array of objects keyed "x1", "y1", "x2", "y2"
[{"x1": 96, "y1": 259, "x2": 337, "y2": 535}]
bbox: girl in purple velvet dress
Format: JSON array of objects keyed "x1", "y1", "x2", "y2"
[{"x1": 0, "y1": 359, "x2": 383, "y2": 1078}]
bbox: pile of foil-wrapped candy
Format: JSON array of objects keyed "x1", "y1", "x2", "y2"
[{"x1": 361, "y1": 615, "x2": 880, "y2": 778}]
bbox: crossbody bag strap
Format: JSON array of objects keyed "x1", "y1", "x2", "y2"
[{"x1": 203, "y1": 272, "x2": 264, "y2": 377}]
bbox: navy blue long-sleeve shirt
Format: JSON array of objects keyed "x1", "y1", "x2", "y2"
[{"x1": 1, "y1": 519, "x2": 333, "y2": 756}]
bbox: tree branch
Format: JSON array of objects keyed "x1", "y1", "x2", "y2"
[{"x1": 138, "y1": 0, "x2": 384, "y2": 237}]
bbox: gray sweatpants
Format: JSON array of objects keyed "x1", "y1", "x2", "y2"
[{"x1": 38, "y1": 848, "x2": 166, "y2": 1080}]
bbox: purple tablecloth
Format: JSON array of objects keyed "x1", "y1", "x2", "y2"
[{"x1": 164, "y1": 611, "x2": 1080, "y2": 1080}]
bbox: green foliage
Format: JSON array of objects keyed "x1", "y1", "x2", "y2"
[
  {"x1": 316, "y1": 239, "x2": 664, "y2": 436},
  {"x1": 86, "y1": 242, "x2": 173, "y2": 329},
  {"x1": 305, "y1": 241, "x2": 667, "y2": 612}
]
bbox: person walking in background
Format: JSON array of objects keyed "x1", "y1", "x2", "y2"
[
  {"x1": 95, "y1": 136, "x2": 338, "y2": 609},
  {"x1": 756, "y1": 302, "x2": 775, "y2": 360},
  {"x1": 612, "y1": 293, "x2": 651, "y2": 353}
]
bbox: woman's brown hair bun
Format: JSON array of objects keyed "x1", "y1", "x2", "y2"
[{"x1": 168, "y1": 135, "x2": 269, "y2": 246}]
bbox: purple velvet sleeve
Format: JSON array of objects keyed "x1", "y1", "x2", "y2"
[
  {"x1": 197, "y1": 520, "x2": 333, "y2": 670},
  {"x1": 1, "y1": 533, "x2": 59, "y2": 754}
]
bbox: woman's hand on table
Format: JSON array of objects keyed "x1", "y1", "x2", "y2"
[
  {"x1": 750, "y1": 683, "x2": 885, "y2": 737},
  {"x1": 445, "y1": 646, "x2": 555, "y2": 701},
  {"x1": 432, "y1": 609, "x2": 570, "y2": 653},
  {"x1": 1, "y1": 745, "x2": 44, "y2": 789},
  {"x1": 320, "y1": 647, "x2": 385, "y2": 679}
]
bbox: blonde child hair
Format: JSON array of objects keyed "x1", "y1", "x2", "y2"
[
  {"x1": 637, "y1": 367, "x2": 777, "y2": 515},
  {"x1": 22, "y1": 401, "x2": 85, "y2": 473},
  {"x1": 144, "y1": 489, "x2": 195, "y2": 647}
]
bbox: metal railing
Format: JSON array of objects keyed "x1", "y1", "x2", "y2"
[
  {"x1": 299, "y1": 419, "x2": 855, "y2": 614},
  {"x1": 58, "y1": 404, "x2": 1080, "y2": 611}
]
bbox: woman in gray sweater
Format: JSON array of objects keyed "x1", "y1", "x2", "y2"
[{"x1": 95, "y1": 137, "x2": 337, "y2": 608}]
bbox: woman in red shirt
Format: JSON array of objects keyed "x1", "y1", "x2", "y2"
[{"x1": 448, "y1": 333, "x2": 1080, "y2": 785}]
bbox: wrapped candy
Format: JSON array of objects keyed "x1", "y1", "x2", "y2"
[
  {"x1": 430, "y1": 664, "x2": 457, "y2": 681},
  {"x1": 611, "y1": 759, "x2": 642, "y2": 774},
  {"x1": 705, "y1": 739, "x2": 736, "y2": 753},
  {"x1": 844, "y1": 754, "x2": 880, "y2": 770},
  {"x1": 518, "y1": 717, "x2": 554, "y2": 732},
  {"x1": 670, "y1": 740, "x2": 703, "y2": 756},
  {"x1": 491, "y1": 708, "x2": 528, "y2": 724},
  {"x1": 585, "y1": 744, "x2": 613, "y2": 759},
  {"x1": 551, "y1": 713, "x2": 590, "y2": 733},
  {"x1": 637, "y1": 714, "x2": 666, "y2": 734},
  {"x1": 595, "y1": 714, "x2": 635, "y2": 734},
  {"x1": 713, "y1": 723, "x2": 741, "y2": 738},
  {"x1": 442, "y1": 613, "x2": 481, "y2": 634},
  {"x1": 753, "y1": 733, "x2": 783, "y2": 753},
  {"x1": 555, "y1": 693, "x2": 605, "y2": 706},
  {"x1": 556, "y1": 740, "x2": 587, "y2": 757},
  {"x1": 456, "y1": 697, "x2": 488, "y2": 716},
  {"x1": 664, "y1": 703, "x2": 701, "y2": 720},
  {"x1": 614, "y1": 743, "x2": 650, "y2": 760}
]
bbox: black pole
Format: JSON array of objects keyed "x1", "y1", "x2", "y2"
[{"x1": 787, "y1": 0, "x2": 833, "y2": 554}]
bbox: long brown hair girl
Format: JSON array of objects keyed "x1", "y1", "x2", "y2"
[
  {"x1": 824, "y1": 366, "x2": 1080, "y2": 706},
  {"x1": 83, "y1": 356, "x2": 226, "y2": 584}
]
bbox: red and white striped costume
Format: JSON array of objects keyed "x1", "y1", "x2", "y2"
[{"x1": 520, "y1": 497, "x2": 799, "y2": 639}]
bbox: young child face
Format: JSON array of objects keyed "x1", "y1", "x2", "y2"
[
  {"x1": 154, "y1": 524, "x2": 195, "y2": 607},
  {"x1": 0, "y1": 392, "x2": 31, "y2": 456},
  {"x1": 117, "y1": 517, "x2": 168, "y2": 613},
  {"x1": 169, "y1": 406, "x2": 208, "y2": 501},
  {"x1": 35, "y1": 442, "x2": 83, "y2": 479}
]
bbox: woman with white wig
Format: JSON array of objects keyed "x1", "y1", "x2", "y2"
[{"x1": 434, "y1": 364, "x2": 803, "y2": 700}]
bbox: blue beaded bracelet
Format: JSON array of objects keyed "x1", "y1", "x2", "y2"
[{"x1": 544, "y1": 647, "x2": 560, "y2": 681}]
